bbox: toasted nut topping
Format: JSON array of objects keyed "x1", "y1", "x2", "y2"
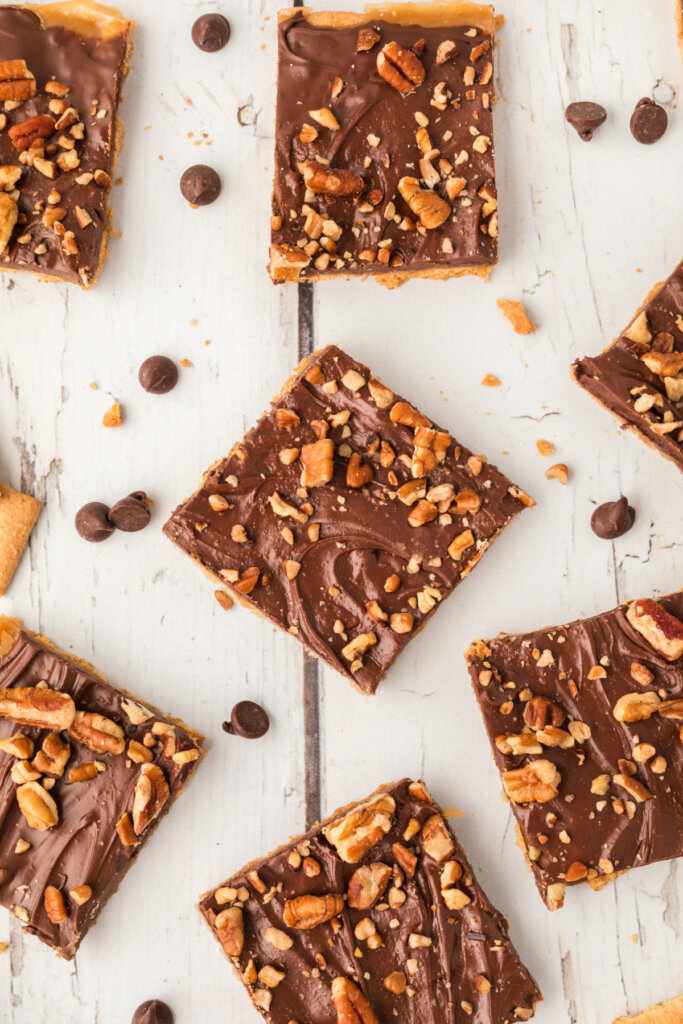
[
  {"x1": 348, "y1": 862, "x2": 392, "y2": 909},
  {"x1": 546, "y1": 882, "x2": 566, "y2": 911},
  {"x1": 32, "y1": 732, "x2": 70, "y2": 778},
  {"x1": 341, "y1": 630, "x2": 377, "y2": 663},
  {"x1": 613, "y1": 773, "x2": 653, "y2": 802},
  {"x1": 347, "y1": 452, "x2": 373, "y2": 488},
  {"x1": 132, "y1": 763, "x2": 169, "y2": 835},
  {"x1": 69, "y1": 760, "x2": 99, "y2": 783},
  {"x1": 44, "y1": 885, "x2": 67, "y2": 924},
  {"x1": 626, "y1": 598, "x2": 683, "y2": 661},
  {"x1": 301, "y1": 438, "x2": 334, "y2": 488},
  {"x1": 612, "y1": 691, "x2": 660, "y2": 723},
  {"x1": 390, "y1": 613, "x2": 413, "y2": 634},
  {"x1": 377, "y1": 41, "x2": 425, "y2": 94},
  {"x1": 300, "y1": 159, "x2": 363, "y2": 198},
  {"x1": 503, "y1": 760, "x2": 560, "y2": 804},
  {"x1": 120, "y1": 698, "x2": 152, "y2": 725},
  {"x1": 69, "y1": 884, "x2": 92, "y2": 905},
  {"x1": 448, "y1": 529, "x2": 474, "y2": 562},
  {"x1": 68, "y1": 711, "x2": 125, "y2": 755},
  {"x1": 264, "y1": 926, "x2": 293, "y2": 951},
  {"x1": 308, "y1": 107, "x2": 340, "y2": 130},
  {"x1": 398, "y1": 176, "x2": 450, "y2": 230},
  {"x1": 331, "y1": 976, "x2": 379, "y2": 1024},
  {"x1": 16, "y1": 780, "x2": 59, "y2": 831},
  {"x1": 14, "y1": 838, "x2": 31, "y2": 854},
  {"x1": 659, "y1": 699, "x2": 683, "y2": 720},
  {"x1": 357, "y1": 27, "x2": 381, "y2": 52},
  {"x1": 284, "y1": 893, "x2": 344, "y2": 929},
  {"x1": 0, "y1": 192, "x2": 18, "y2": 254},
  {"x1": 8, "y1": 113, "x2": 54, "y2": 152},
  {"x1": 421, "y1": 815, "x2": 454, "y2": 862},
  {"x1": 325, "y1": 793, "x2": 395, "y2": 863},
  {"x1": 0, "y1": 59, "x2": 36, "y2": 102},
  {"x1": 116, "y1": 812, "x2": 137, "y2": 846},
  {"x1": 215, "y1": 906, "x2": 244, "y2": 957},
  {"x1": 0, "y1": 686, "x2": 75, "y2": 730},
  {"x1": 384, "y1": 971, "x2": 407, "y2": 994},
  {"x1": 0, "y1": 733, "x2": 34, "y2": 759},
  {"x1": 545, "y1": 463, "x2": 569, "y2": 484},
  {"x1": 384, "y1": 574, "x2": 400, "y2": 593}
]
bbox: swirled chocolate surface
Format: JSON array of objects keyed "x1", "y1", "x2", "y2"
[
  {"x1": 199, "y1": 778, "x2": 542, "y2": 1024},
  {"x1": 573, "y1": 260, "x2": 683, "y2": 472},
  {"x1": 0, "y1": 5, "x2": 130, "y2": 285},
  {"x1": 465, "y1": 592, "x2": 683, "y2": 908},
  {"x1": 164, "y1": 345, "x2": 532, "y2": 694},
  {"x1": 0, "y1": 626, "x2": 202, "y2": 958},
  {"x1": 271, "y1": 10, "x2": 497, "y2": 281}
]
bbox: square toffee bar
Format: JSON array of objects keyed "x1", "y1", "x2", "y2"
[
  {"x1": 573, "y1": 259, "x2": 683, "y2": 473},
  {"x1": 465, "y1": 592, "x2": 683, "y2": 911},
  {"x1": 164, "y1": 345, "x2": 533, "y2": 695},
  {"x1": 269, "y1": 2, "x2": 499, "y2": 287},
  {"x1": 0, "y1": 616, "x2": 203, "y2": 958},
  {"x1": 199, "y1": 778, "x2": 542, "y2": 1024},
  {"x1": 0, "y1": 0, "x2": 132, "y2": 286}
]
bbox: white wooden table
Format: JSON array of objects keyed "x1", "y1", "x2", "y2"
[{"x1": 0, "y1": 0, "x2": 681, "y2": 1021}]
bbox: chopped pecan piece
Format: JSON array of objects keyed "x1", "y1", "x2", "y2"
[
  {"x1": 132, "y1": 763, "x2": 169, "y2": 835},
  {"x1": 215, "y1": 906, "x2": 244, "y2": 957},
  {"x1": 524, "y1": 695, "x2": 564, "y2": 731},
  {"x1": 331, "y1": 976, "x2": 379, "y2": 1024},
  {"x1": 398, "y1": 176, "x2": 451, "y2": 230},
  {"x1": 0, "y1": 59, "x2": 36, "y2": 102},
  {"x1": 347, "y1": 862, "x2": 392, "y2": 909},
  {"x1": 269, "y1": 243, "x2": 311, "y2": 282},
  {"x1": 324, "y1": 793, "x2": 395, "y2": 863},
  {"x1": 357, "y1": 27, "x2": 381, "y2": 52},
  {"x1": 0, "y1": 193, "x2": 17, "y2": 254},
  {"x1": 301, "y1": 438, "x2": 334, "y2": 487},
  {"x1": 421, "y1": 814, "x2": 454, "y2": 862},
  {"x1": 283, "y1": 892, "x2": 344, "y2": 929},
  {"x1": 346, "y1": 453, "x2": 373, "y2": 488},
  {"x1": 626, "y1": 598, "x2": 683, "y2": 661},
  {"x1": 8, "y1": 114, "x2": 55, "y2": 152},
  {"x1": 377, "y1": 41, "x2": 425, "y2": 94},
  {"x1": 612, "y1": 690, "x2": 660, "y2": 722},
  {"x1": 503, "y1": 760, "x2": 560, "y2": 804},
  {"x1": 68, "y1": 711, "x2": 125, "y2": 754},
  {"x1": 16, "y1": 780, "x2": 59, "y2": 830},
  {"x1": 300, "y1": 159, "x2": 363, "y2": 198},
  {"x1": 0, "y1": 686, "x2": 75, "y2": 730},
  {"x1": 640, "y1": 350, "x2": 683, "y2": 378},
  {"x1": 32, "y1": 732, "x2": 70, "y2": 779}
]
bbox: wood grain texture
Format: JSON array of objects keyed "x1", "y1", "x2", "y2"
[{"x1": 0, "y1": 1, "x2": 681, "y2": 1022}]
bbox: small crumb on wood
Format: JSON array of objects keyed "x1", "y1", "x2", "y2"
[
  {"x1": 89, "y1": 382, "x2": 98, "y2": 390},
  {"x1": 441, "y1": 806, "x2": 465, "y2": 818},
  {"x1": 497, "y1": 298, "x2": 537, "y2": 335},
  {"x1": 0, "y1": 942, "x2": 8, "y2": 954},
  {"x1": 546, "y1": 463, "x2": 569, "y2": 484},
  {"x1": 103, "y1": 402, "x2": 122, "y2": 428},
  {"x1": 481, "y1": 374, "x2": 500, "y2": 387},
  {"x1": 536, "y1": 439, "x2": 554, "y2": 456},
  {"x1": 215, "y1": 590, "x2": 233, "y2": 611},
  {"x1": 180, "y1": 358, "x2": 193, "y2": 368}
]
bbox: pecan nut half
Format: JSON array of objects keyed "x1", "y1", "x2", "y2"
[
  {"x1": 132, "y1": 763, "x2": 169, "y2": 835},
  {"x1": 44, "y1": 885, "x2": 67, "y2": 924},
  {"x1": 8, "y1": 114, "x2": 55, "y2": 152},
  {"x1": 331, "y1": 976, "x2": 379, "y2": 1024},
  {"x1": 32, "y1": 732, "x2": 71, "y2": 779},
  {"x1": 214, "y1": 905, "x2": 244, "y2": 957},
  {"x1": 398, "y1": 177, "x2": 451, "y2": 230},
  {"x1": 377, "y1": 41, "x2": 425, "y2": 94},
  {"x1": 0, "y1": 193, "x2": 18, "y2": 255},
  {"x1": 16, "y1": 780, "x2": 59, "y2": 831},
  {"x1": 324, "y1": 793, "x2": 395, "y2": 863},
  {"x1": 283, "y1": 892, "x2": 344, "y2": 929},
  {"x1": 0, "y1": 686, "x2": 75, "y2": 730},
  {"x1": 503, "y1": 759, "x2": 560, "y2": 804},
  {"x1": 68, "y1": 711, "x2": 125, "y2": 754},
  {"x1": 626, "y1": 598, "x2": 683, "y2": 661},
  {"x1": 0, "y1": 59, "x2": 36, "y2": 102},
  {"x1": 347, "y1": 862, "x2": 392, "y2": 909},
  {"x1": 300, "y1": 160, "x2": 364, "y2": 198}
]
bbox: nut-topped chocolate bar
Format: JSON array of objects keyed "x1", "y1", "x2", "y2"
[
  {"x1": 0, "y1": 616, "x2": 203, "y2": 958},
  {"x1": 465, "y1": 592, "x2": 683, "y2": 911},
  {"x1": 199, "y1": 778, "x2": 542, "y2": 1024},
  {"x1": 270, "y1": 2, "x2": 498, "y2": 286},
  {"x1": 0, "y1": 0, "x2": 132, "y2": 286},
  {"x1": 164, "y1": 345, "x2": 533, "y2": 695},
  {"x1": 573, "y1": 259, "x2": 683, "y2": 473}
]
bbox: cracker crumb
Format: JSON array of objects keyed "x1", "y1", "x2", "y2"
[
  {"x1": 481, "y1": 374, "x2": 501, "y2": 387},
  {"x1": 497, "y1": 298, "x2": 537, "y2": 335},
  {"x1": 103, "y1": 402, "x2": 122, "y2": 428},
  {"x1": 180, "y1": 358, "x2": 193, "y2": 368},
  {"x1": 536, "y1": 439, "x2": 554, "y2": 456},
  {"x1": 546, "y1": 463, "x2": 569, "y2": 485}
]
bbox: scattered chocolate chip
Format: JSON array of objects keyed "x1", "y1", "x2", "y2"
[
  {"x1": 630, "y1": 97, "x2": 668, "y2": 144},
  {"x1": 139, "y1": 356, "x2": 179, "y2": 395},
  {"x1": 180, "y1": 164, "x2": 222, "y2": 206},
  {"x1": 591, "y1": 496, "x2": 636, "y2": 539},
  {"x1": 564, "y1": 101, "x2": 607, "y2": 141},
  {"x1": 75, "y1": 502, "x2": 114, "y2": 543},
  {"x1": 131, "y1": 1000, "x2": 174, "y2": 1024},
  {"x1": 223, "y1": 700, "x2": 270, "y2": 739},
  {"x1": 108, "y1": 493, "x2": 151, "y2": 533},
  {"x1": 191, "y1": 13, "x2": 230, "y2": 52}
]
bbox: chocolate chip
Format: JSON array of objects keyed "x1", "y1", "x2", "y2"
[
  {"x1": 75, "y1": 502, "x2": 114, "y2": 542},
  {"x1": 591, "y1": 496, "x2": 636, "y2": 539},
  {"x1": 139, "y1": 356, "x2": 179, "y2": 395},
  {"x1": 223, "y1": 700, "x2": 270, "y2": 739},
  {"x1": 564, "y1": 101, "x2": 607, "y2": 141},
  {"x1": 131, "y1": 1000, "x2": 174, "y2": 1024},
  {"x1": 180, "y1": 164, "x2": 221, "y2": 206},
  {"x1": 108, "y1": 493, "x2": 151, "y2": 533},
  {"x1": 630, "y1": 98, "x2": 668, "y2": 144},
  {"x1": 191, "y1": 13, "x2": 230, "y2": 52}
]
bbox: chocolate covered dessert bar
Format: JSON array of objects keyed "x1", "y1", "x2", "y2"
[
  {"x1": 573, "y1": 260, "x2": 683, "y2": 473},
  {"x1": 0, "y1": 616, "x2": 203, "y2": 958},
  {"x1": 270, "y1": 2, "x2": 499, "y2": 287},
  {"x1": 465, "y1": 591, "x2": 683, "y2": 910},
  {"x1": 0, "y1": 481, "x2": 41, "y2": 595},
  {"x1": 613, "y1": 994, "x2": 683, "y2": 1024},
  {"x1": 0, "y1": 0, "x2": 132, "y2": 286},
  {"x1": 164, "y1": 345, "x2": 533, "y2": 695},
  {"x1": 199, "y1": 778, "x2": 542, "y2": 1024}
]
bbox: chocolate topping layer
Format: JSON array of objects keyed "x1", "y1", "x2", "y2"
[
  {"x1": 0, "y1": 619, "x2": 203, "y2": 958},
  {"x1": 573, "y1": 260, "x2": 683, "y2": 473},
  {"x1": 465, "y1": 592, "x2": 683, "y2": 909},
  {"x1": 0, "y1": 3, "x2": 131, "y2": 286},
  {"x1": 270, "y1": 8, "x2": 497, "y2": 283},
  {"x1": 164, "y1": 345, "x2": 533, "y2": 695},
  {"x1": 199, "y1": 778, "x2": 541, "y2": 1024}
]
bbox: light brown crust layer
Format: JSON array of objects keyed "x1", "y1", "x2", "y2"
[
  {"x1": 676, "y1": 0, "x2": 683, "y2": 61},
  {"x1": 612, "y1": 994, "x2": 683, "y2": 1024},
  {"x1": 278, "y1": 1, "x2": 495, "y2": 31},
  {"x1": 0, "y1": 482, "x2": 42, "y2": 596}
]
